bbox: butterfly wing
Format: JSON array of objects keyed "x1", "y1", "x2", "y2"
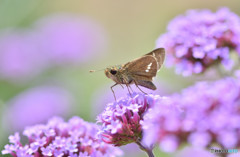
[
  {"x1": 122, "y1": 48, "x2": 165, "y2": 90},
  {"x1": 145, "y1": 48, "x2": 165, "y2": 71},
  {"x1": 135, "y1": 80, "x2": 157, "y2": 90},
  {"x1": 124, "y1": 55, "x2": 158, "y2": 81}
]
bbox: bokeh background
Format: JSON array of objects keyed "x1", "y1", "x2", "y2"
[{"x1": 0, "y1": 0, "x2": 239, "y2": 157}]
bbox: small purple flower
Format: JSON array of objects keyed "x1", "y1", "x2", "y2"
[
  {"x1": 8, "y1": 132, "x2": 20, "y2": 144},
  {"x1": 97, "y1": 93, "x2": 162, "y2": 146},
  {"x1": 143, "y1": 77, "x2": 240, "y2": 152},
  {"x1": 1, "y1": 145, "x2": 15, "y2": 155},
  {"x1": 54, "y1": 149, "x2": 64, "y2": 157},
  {"x1": 2, "y1": 85, "x2": 73, "y2": 131},
  {"x1": 2, "y1": 116, "x2": 123, "y2": 157},
  {"x1": 27, "y1": 142, "x2": 39, "y2": 154},
  {"x1": 41, "y1": 146, "x2": 53, "y2": 156},
  {"x1": 157, "y1": 8, "x2": 240, "y2": 76}
]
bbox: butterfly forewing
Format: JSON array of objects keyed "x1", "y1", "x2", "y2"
[
  {"x1": 145, "y1": 48, "x2": 165, "y2": 70},
  {"x1": 125, "y1": 55, "x2": 158, "y2": 81}
]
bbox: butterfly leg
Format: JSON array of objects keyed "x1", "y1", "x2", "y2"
[
  {"x1": 126, "y1": 84, "x2": 133, "y2": 97},
  {"x1": 119, "y1": 84, "x2": 124, "y2": 89},
  {"x1": 129, "y1": 85, "x2": 134, "y2": 93},
  {"x1": 122, "y1": 77, "x2": 132, "y2": 97},
  {"x1": 133, "y1": 80, "x2": 148, "y2": 95},
  {"x1": 111, "y1": 83, "x2": 118, "y2": 101}
]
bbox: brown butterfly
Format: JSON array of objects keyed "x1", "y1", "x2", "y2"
[{"x1": 90, "y1": 48, "x2": 165, "y2": 100}]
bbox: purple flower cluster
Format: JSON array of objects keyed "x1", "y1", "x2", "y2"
[
  {"x1": 157, "y1": 8, "x2": 240, "y2": 76},
  {"x1": 142, "y1": 77, "x2": 240, "y2": 152},
  {"x1": 0, "y1": 14, "x2": 107, "y2": 83},
  {"x1": 97, "y1": 93, "x2": 162, "y2": 146},
  {"x1": 2, "y1": 117, "x2": 123, "y2": 157}
]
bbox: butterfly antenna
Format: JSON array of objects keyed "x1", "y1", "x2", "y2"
[
  {"x1": 89, "y1": 69, "x2": 105, "y2": 73},
  {"x1": 89, "y1": 70, "x2": 96, "y2": 73}
]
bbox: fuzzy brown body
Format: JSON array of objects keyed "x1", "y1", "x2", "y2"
[
  {"x1": 105, "y1": 65, "x2": 131, "y2": 84},
  {"x1": 104, "y1": 48, "x2": 165, "y2": 97}
]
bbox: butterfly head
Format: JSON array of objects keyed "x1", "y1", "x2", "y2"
[{"x1": 105, "y1": 67, "x2": 119, "y2": 79}]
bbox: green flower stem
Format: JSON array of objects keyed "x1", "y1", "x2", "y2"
[{"x1": 136, "y1": 139, "x2": 155, "y2": 157}]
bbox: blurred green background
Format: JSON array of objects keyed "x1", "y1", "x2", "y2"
[{"x1": 0, "y1": 0, "x2": 239, "y2": 157}]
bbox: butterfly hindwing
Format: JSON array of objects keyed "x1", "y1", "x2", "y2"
[{"x1": 135, "y1": 80, "x2": 156, "y2": 90}]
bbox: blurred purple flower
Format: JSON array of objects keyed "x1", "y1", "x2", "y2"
[
  {"x1": 157, "y1": 8, "x2": 240, "y2": 76},
  {"x1": 2, "y1": 116, "x2": 123, "y2": 157},
  {"x1": 175, "y1": 147, "x2": 215, "y2": 157},
  {"x1": 97, "y1": 93, "x2": 163, "y2": 146},
  {"x1": 36, "y1": 13, "x2": 108, "y2": 65},
  {"x1": 0, "y1": 30, "x2": 48, "y2": 82},
  {"x1": 142, "y1": 77, "x2": 240, "y2": 152},
  {"x1": 0, "y1": 14, "x2": 108, "y2": 83},
  {"x1": 2, "y1": 86, "x2": 74, "y2": 131}
]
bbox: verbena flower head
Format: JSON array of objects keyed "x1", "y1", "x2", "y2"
[
  {"x1": 3, "y1": 86, "x2": 73, "y2": 131},
  {"x1": 143, "y1": 77, "x2": 240, "y2": 152},
  {"x1": 97, "y1": 93, "x2": 162, "y2": 146},
  {"x1": 2, "y1": 116, "x2": 123, "y2": 157},
  {"x1": 157, "y1": 8, "x2": 240, "y2": 76}
]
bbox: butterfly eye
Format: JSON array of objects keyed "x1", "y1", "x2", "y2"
[{"x1": 110, "y1": 70, "x2": 117, "y2": 75}]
